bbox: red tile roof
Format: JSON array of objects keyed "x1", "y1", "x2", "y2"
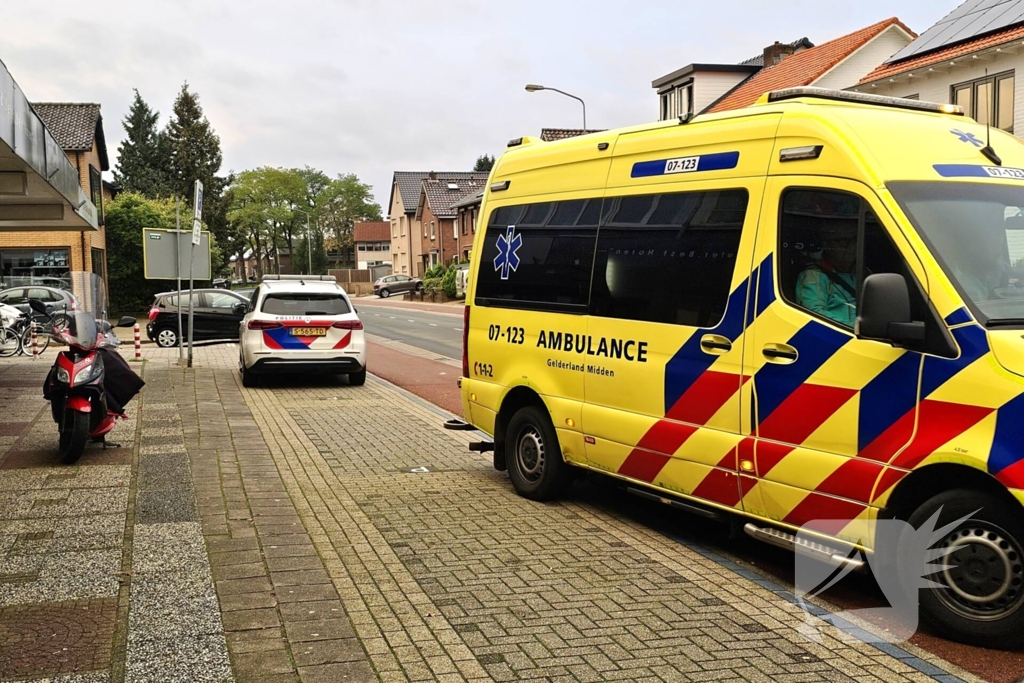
[
  {"x1": 353, "y1": 221, "x2": 391, "y2": 243},
  {"x1": 859, "y1": 23, "x2": 1024, "y2": 84},
  {"x1": 708, "y1": 18, "x2": 914, "y2": 113}
]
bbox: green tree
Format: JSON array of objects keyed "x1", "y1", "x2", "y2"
[
  {"x1": 292, "y1": 225, "x2": 328, "y2": 275},
  {"x1": 105, "y1": 193, "x2": 177, "y2": 312},
  {"x1": 112, "y1": 90, "x2": 170, "y2": 197},
  {"x1": 227, "y1": 167, "x2": 306, "y2": 278},
  {"x1": 163, "y1": 83, "x2": 232, "y2": 248},
  {"x1": 318, "y1": 174, "x2": 382, "y2": 268},
  {"x1": 473, "y1": 154, "x2": 495, "y2": 172}
]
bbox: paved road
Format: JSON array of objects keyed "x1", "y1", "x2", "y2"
[{"x1": 357, "y1": 301, "x2": 462, "y2": 359}]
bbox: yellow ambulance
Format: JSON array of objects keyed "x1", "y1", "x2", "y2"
[{"x1": 455, "y1": 88, "x2": 1024, "y2": 647}]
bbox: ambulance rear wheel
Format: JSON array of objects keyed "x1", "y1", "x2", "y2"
[
  {"x1": 506, "y1": 405, "x2": 571, "y2": 501},
  {"x1": 910, "y1": 489, "x2": 1024, "y2": 649}
]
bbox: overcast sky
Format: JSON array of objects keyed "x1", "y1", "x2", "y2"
[{"x1": 4, "y1": 0, "x2": 962, "y2": 210}]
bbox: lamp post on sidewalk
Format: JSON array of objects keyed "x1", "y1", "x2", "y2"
[
  {"x1": 293, "y1": 208, "x2": 314, "y2": 275},
  {"x1": 525, "y1": 84, "x2": 587, "y2": 131}
]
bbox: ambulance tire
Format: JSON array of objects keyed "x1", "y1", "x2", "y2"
[
  {"x1": 506, "y1": 405, "x2": 572, "y2": 501},
  {"x1": 910, "y1": 489, "x2": 1024, "y2": 649}
]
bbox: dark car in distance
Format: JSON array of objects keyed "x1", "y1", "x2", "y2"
[{"x1": 147, "y1": 289, "x2": 249, "y2": 347}]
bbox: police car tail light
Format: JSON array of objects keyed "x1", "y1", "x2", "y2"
[
  {"x1": 247, "y1": 320, "x2": 283, "y2": 330},
  {"x1": 332, "y1": 320, "x2": 363, "y2": 330},
  {"x1": 462, "y1": 305, "x2": 470, "y2": 378}
]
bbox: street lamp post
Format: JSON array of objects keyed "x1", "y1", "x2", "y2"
[
  {"x1": 525, "y1": 84, "x2": 586, "y2": 130},
  {"x1": 294, "y1": 209, "x2": 313, "y2": 275}
]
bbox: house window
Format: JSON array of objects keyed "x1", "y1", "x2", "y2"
[
  {"x1": 952, "y1": 70, "x2": 1014, "y2": 133},
  {"x1": 91, "y1": 248, "x2": 104, "y2": 280},
  {"x1": 903, "y1": 93, "x2": 920, "y2": 100},
  {"x1": 659, "y1": 82, "x2": 694, "y2": 121},
  {"x1": 391, "y1": 220, "x2": 397, "y2": 238},
  {"x1": 89, "y1": 166, "x2": 103, "y2": 225},
  {"x1": 401, "y1": 218, "x2": 405, "y2": 237},
  {"x1": 453, "y1": 220, "x2": 457, "y2": 239},
  {"x1": 430, "y1": 221, "x2": 435, "y2": 240}
]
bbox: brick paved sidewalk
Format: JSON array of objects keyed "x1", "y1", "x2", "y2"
[{"x1": 0, "y1": 343, "x2": 984, "y2": 682}]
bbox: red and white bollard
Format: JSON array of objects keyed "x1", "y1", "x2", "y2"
[
  {"x1": 30, "y1": 323, "x2": 38, "y2": 359},
  {"x1": 134, "y1": 323, "x2": 141, "y2": 360}
]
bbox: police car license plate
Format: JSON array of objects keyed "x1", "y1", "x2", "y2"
[{"x1": 291, "y1": 327, "x2": 326, "y2": 336}]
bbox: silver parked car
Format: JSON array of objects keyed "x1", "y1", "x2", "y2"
[{"x1": 373, "y1": 274, "x2": 423, "y2": 298}]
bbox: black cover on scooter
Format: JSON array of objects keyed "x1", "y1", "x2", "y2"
[{"x1": 97, "y1": 348, "x2": 145, "y2": 414}]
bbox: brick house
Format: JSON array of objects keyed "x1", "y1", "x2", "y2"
[
  {"x1": 388, "y1": 172, "x2": 428, "y2": 276},
  {"x1": 0, "y1": 103, "x2": 111, "y2": 288},
  {"x1": 415, "y1": 172, "x2": 487, "y2": 273},
  {"x1": 453, "y1": 189, "x2": 483, "y2": 262},
  {"x1": 851, "y1": 1, "x2": 1024, "y2": 139},
  {"x1": 353, "y1": 221, "x2": 391, "y2": 270}
]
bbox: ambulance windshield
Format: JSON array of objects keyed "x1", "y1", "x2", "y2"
[{"x1": 889, "y1": 181, "x2": 1024, "y2": 325}]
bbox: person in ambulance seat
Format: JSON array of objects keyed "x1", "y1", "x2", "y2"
[{"x1": 794, "y1": 226, "x2": 858, "y2": 328}]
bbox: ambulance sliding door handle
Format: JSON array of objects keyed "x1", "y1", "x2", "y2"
[
  {"x1": 700, "y1": 334, "x2": 732, "y2": 355},
  {"x1": 762, "y1": 343, "x2": 798, "y2": 364}
]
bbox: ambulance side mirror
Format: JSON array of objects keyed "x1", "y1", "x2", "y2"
[{"x1": 856, "y1": 273, "x2": 926, "y2": 345}]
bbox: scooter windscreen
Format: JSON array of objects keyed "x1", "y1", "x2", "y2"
[{"x1": 53, "y1": 312, "x2": 100, "y2": 350}]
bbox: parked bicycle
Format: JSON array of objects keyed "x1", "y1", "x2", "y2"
[
  {"x1": 0, "y1": 303, "x2": 20, "y2": 358},
  {"x1": 9, "y1": 301, "x2": 71, "y2": 355}
]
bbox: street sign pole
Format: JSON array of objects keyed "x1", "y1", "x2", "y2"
[
  {"x1": 187, "y1": 180, "x2": 203, "y2": 369},
  {"x1": 175, "y1": 198, "x2": 183, "y2": 364}
]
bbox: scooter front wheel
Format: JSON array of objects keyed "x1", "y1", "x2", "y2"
[{"x1": 58, "y1": 411, "x2": 89, "y2": 464}]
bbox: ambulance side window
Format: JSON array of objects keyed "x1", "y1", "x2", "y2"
[
  {"x1": 474, "y1": 199, "x2": 600, "y2": 312},
  {"x1": 778, "y1": 188, "x2": 953, "y2": 355},
  {"x1": 778, "y1": 190, "x2": 861, "y2": 329},
  {"x1": 590, "y1": 189, "x2": 747, "y2": 327}
]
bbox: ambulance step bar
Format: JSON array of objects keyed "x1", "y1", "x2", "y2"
[
  {"x1": 743, "y1": 523, "x2": 866, "y2": 571},
  {"x1": 626, "y1": 487, "x2": 726, "y2": 521}
]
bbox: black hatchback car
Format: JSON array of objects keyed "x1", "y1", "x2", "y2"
[{"x1": 147, "y1": 289, "x2": 249, "y2": 347}]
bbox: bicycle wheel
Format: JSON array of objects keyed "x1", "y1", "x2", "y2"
[
  {"x1": 0, "y1": 328, "x2": 20, "y2": 358},
  {"x1": 20, "y1": 325, "x2": 48, "y2": 354}
]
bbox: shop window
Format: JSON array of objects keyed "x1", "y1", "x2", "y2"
[
  {"x1": 475, "y1": 199, "x2": 600, "y2": 312},
  {"x1": 0, "y1": 248, "x2": 70, "y2": 288},
  {"x1": 590, "y1": 190, "x2": 747, "y2": 326}
]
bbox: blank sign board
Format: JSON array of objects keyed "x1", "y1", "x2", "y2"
[{"x1": 143, "y1": 229, "x2": 212, "y2": 280}]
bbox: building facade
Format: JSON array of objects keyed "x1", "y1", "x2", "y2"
[
  {"x1": 852, "y1": 6, "x2": 1024, "y2": 140},
  {"x1": 353, "y1": 221, "x2": 391, "y2": 270},
  {"x1": 0, "y1": 103, "x2": 110, "y2": 289},
  {"x1": 415, "y1": 173, "x2": 487, "y2": 273}
]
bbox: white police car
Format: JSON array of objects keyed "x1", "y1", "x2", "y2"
[{"x1": 238, "y1": 275, "x2": 366, "y2": 388}]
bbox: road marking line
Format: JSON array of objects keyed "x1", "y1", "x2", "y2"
[
  {"x1": 407, "y1": 319, "x2": 415, "y2": 323},
  {"x1": 454, "y1": 328, "x2": 463, "y2": 332},
  {"x1": 429, "y1": 323, "x2": 437, "y2": 327}
]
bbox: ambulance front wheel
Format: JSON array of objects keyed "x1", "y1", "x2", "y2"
[
  {"x1": 506, "y1": 405, "x2": 573, "y2": 501},
  {"x1": 910, "y1": 489, "x2": 1024, "y2": 650}
]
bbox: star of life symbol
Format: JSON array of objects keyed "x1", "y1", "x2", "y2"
[
  {"x1": 794, "y1": 508, "x2": 973, "y2": 644},
  {"x1": 951, "y1": 129, "x2": 985, "y2": 148},
  {"x1": 493, "y1": 225, "x2": 522, "y2": 280}
]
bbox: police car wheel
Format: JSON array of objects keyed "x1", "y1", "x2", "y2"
[
  {"x1": 911, "y1": 489, "x2": 1024, "y2": 649},
  {"x1": 506, "y1": 405, "x2": 571, "y2": 501},
  {"x1": 240, "y1": 363, "x2": 260, "y2": 388}
]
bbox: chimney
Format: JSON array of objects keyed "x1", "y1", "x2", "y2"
[
  {"x1": 428, "y1": 171, "x2": 437, "y2": 180},
  {"x1": 762, "y1": 41, "x2": 795, "y2": 67}
]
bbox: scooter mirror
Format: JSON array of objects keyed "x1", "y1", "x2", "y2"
[{"x1": 116, "y1": 316, "x2": 137, "y2": 328}]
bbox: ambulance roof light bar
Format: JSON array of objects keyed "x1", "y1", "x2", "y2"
[{"x1": 765, "y1": 87, "x2": 964, "y2": 116}]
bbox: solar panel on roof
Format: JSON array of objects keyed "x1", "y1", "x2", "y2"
[{"x1": 886, "y1": 0, "x2": 1024, "y2": 63}]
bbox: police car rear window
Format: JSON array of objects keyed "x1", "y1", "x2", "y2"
[{"x1": 261, "y1": 294, "x2": 350, "y2": 316}]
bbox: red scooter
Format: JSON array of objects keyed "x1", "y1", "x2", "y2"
[{"x1": 41, "y1": 303, "x2": 143, "y2": 463}]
